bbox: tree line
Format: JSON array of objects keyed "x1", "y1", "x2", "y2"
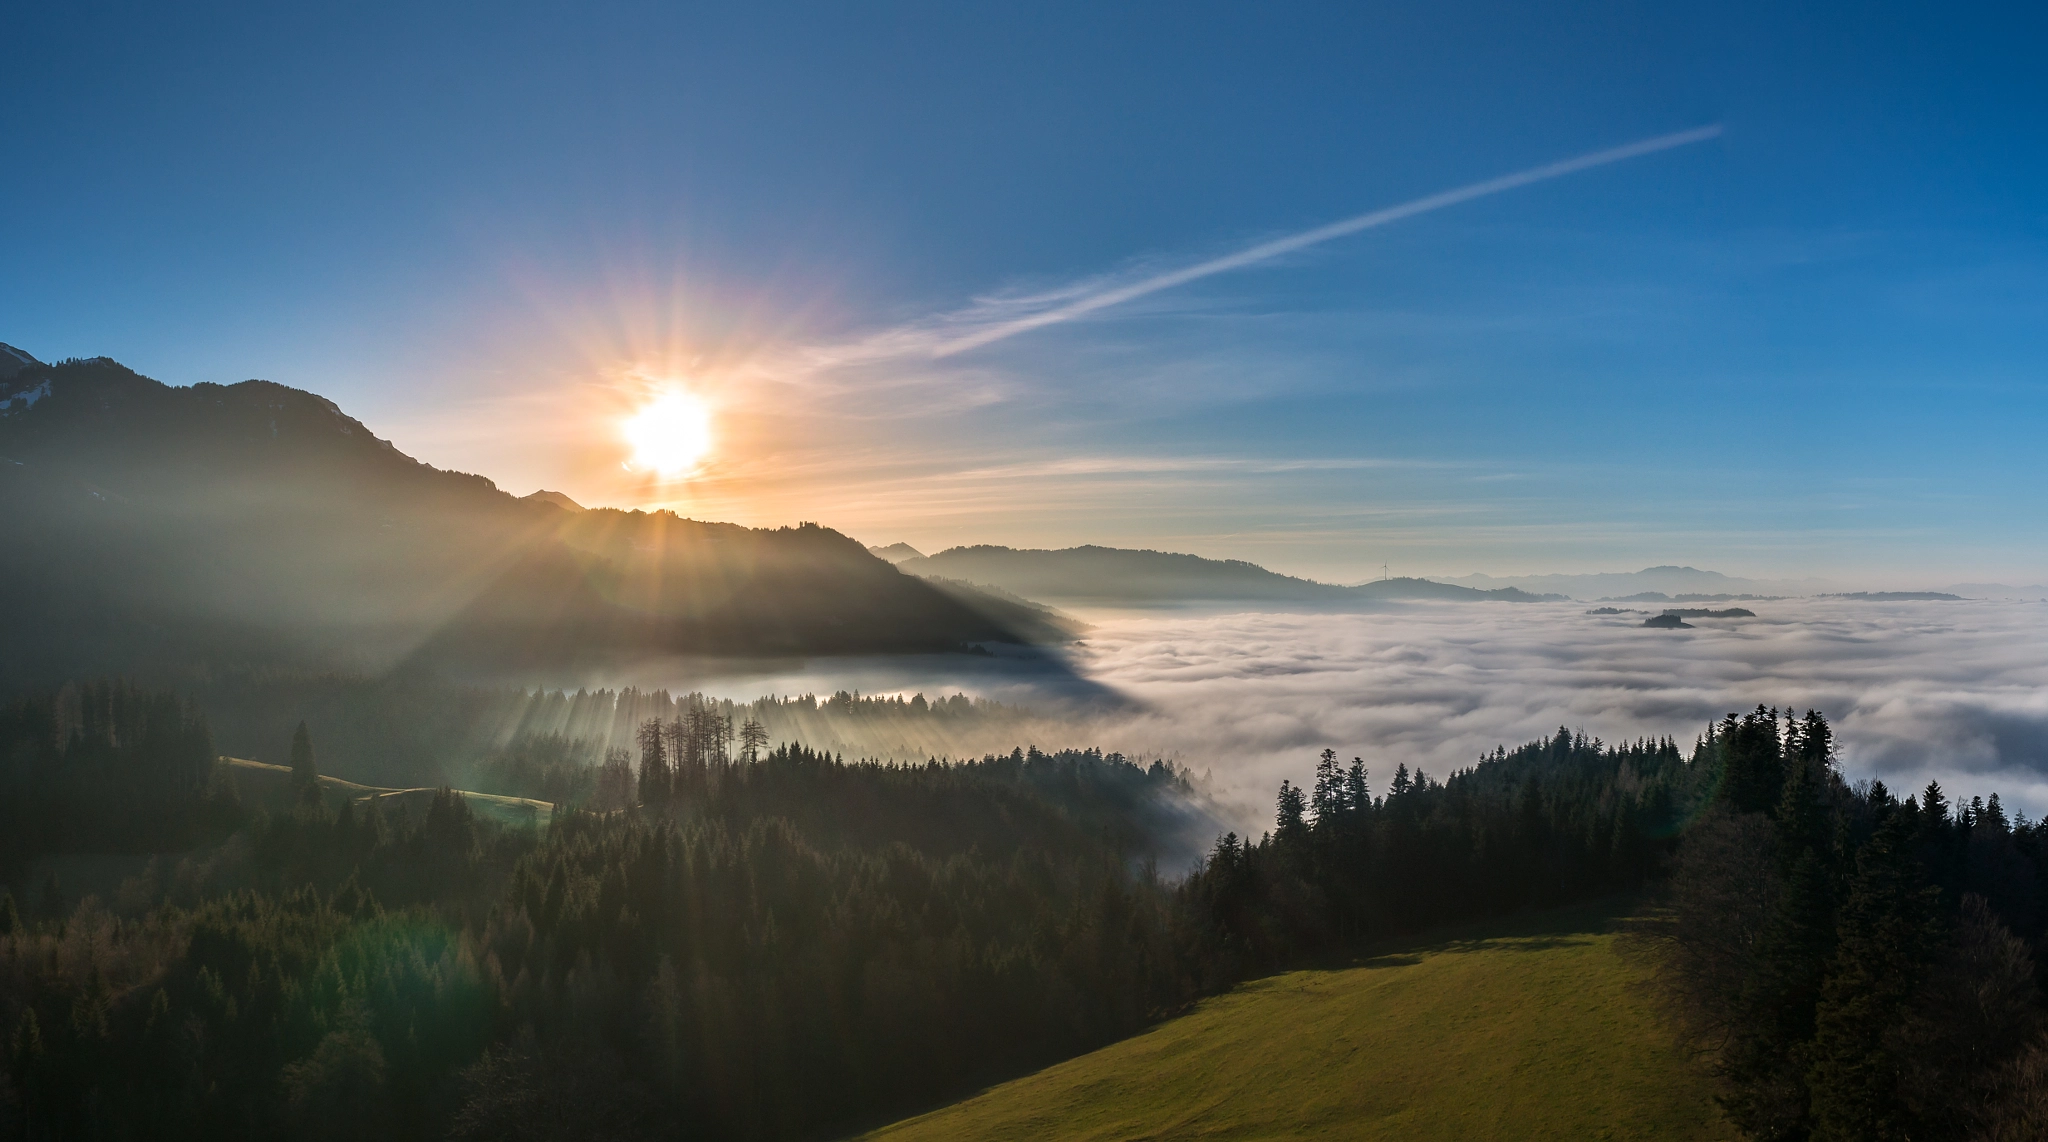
[
  {"x1": 0, "y1": 682, "x2": 235, "y2": 867},
  {"x1": 8, "y1": 684, "x2": 2042, "y2": 1139},
  {"x1": 1, "y1": 687, "x2": 1202, "y2": 1140},
  {"x1": 1651, "y1": 706, "x2": 2048, "y2": 1140},
  {"x1": 177, "y1": 671, "x2": 1048, "y2": 793},
  {"x1": 1174, "y1": 728, "x2": 1701, "y2": 983}
]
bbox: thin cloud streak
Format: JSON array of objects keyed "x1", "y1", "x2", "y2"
[{"x1": 928, "y1": 125, "x2": 1724, "y2": 357}]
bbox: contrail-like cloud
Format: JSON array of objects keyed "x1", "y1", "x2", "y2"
[{"x1": 931, "y1": 124, "x2": 1723, "y2": 357}]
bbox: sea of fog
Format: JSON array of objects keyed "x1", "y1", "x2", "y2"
[{"x1": 655, "y1": 596, "x2": 2048, "y2": 833}]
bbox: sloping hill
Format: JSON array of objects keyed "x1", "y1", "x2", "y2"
[
  {"x1": 0, "y1": 353, "x2": 1048, "y2": 682},
  {"x1": 897, "y1": 545, "x2": 1558, "y2": 608},
  {"x1": 223, "y1": 756, "x2": 554, "y2": 828},
  {"x1": 862, "y1": 902, "x2": 1730, "y2": 1142}
]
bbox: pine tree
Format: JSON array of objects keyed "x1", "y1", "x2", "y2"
[
  {"x1": 1275, "y1": 781, "x2": 1307, "y2": 841},
  {"x1": 1718, "y1": 706, "x2": 1785, "y2": 815},
  {"x1": 1797, "y1": 709, "x2": 1834, "y2": 771},
  {"x1": 1920, "y1": 780, "x2": 1949, "y2": 828},
  {"x1": 11, "y1": 1007, "x2": 43, "y2": 1131},
  {"x1": 637, "y1": 718, "x2": 670, "y2": 807},
  {"x1": 595, "y1": 747, "x2": 635, "y2": 812},
  {"x1": 740, "y1": 718, "x2": 768, "y2": 765},
  {"x1": 1344, "y1": 759, "x2": 1370, "y2": 816},
  {"x1": 1720, "y1": 841, "x2": 1837, "y2": 1138},
  {"x1": 290, "y1": 720, "x2": 318, "y2": 788},
  {"x1": 1775, "y1": 722, "x2": 1832, "y2": 871},
  {"x1": 1310, "y1": 749, "x2": 1341, "y2": 825},
  {"x1": 1806, "y1": 812, "x2": 1943, "y2": 1141}
]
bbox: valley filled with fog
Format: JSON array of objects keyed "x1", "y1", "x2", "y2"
[{"x1": 670, "y1": 596, "x2": 2048, "y2": 830}]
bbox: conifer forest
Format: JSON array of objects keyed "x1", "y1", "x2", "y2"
[{"x1": 5, "y1": 680, "x2": 2045, "y2": 1140}]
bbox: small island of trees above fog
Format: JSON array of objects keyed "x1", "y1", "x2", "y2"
[{"x1": 5, "y1": 687, "x2": 2048, "y2": 1140}]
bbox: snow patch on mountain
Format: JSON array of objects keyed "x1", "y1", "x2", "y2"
[{"x1": 0, "y1": 379, "x2": 51, "y2": 415}]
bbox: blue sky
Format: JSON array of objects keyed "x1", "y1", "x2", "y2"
[{"x1": 6, "y1": 1, "x2": 2046, "y2": 583}]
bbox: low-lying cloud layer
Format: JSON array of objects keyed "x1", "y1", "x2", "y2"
[{"x1": 1064, "y1": 597, "x2": 2048, "y2": 829}]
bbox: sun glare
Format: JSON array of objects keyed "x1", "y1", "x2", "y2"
[{"x1": 623, "y1": 390, "x2": 714, "y2": 478}]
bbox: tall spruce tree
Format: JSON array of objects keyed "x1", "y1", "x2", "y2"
[
  {"x1": 637, "y1": 717, "x2": 671, "y2": 806},
  {"x1": 1806, "y1": 811, "x2": 1943, "y2": 1141},
  {"x1": 1310, "y1": 749, "x2": 1342, "y2": 824},
  {"x1": 1719, "y1": 706, "x2": 1785, "y2": 815},
  {"x1": 290, "y1": 721, "x2": 318, "y2": 785},
  {"x1": 1275, "y1": 780, "x2": 1308, "y2": 842},
  {"x1": 1718, "y1": 741, "x2": 1841, "y2": 1139}
]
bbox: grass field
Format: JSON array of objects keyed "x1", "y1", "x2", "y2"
[
  {"x1": 222, "y1": 756, "x2": 554, "y2": 828},
  {"x1": 862, "y1": 902, "x2": 1732, "y2": 1142}
]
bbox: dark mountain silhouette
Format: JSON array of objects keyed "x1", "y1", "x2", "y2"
[
  {"x1": 895, "y1": 544, "x2": 1561, "y2": 607},
  {"x1": 0, "y1": 342, "x2": 40, "y2": 382},
  {"x1": 0, "y1": 354, "x2": 1050, "y2": 685}
]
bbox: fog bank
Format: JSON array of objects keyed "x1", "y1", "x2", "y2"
[{"x1": 1064, "y1": 597, "x2": 2048, "y2": 829}]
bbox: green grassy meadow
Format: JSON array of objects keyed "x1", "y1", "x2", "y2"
[
  {"x1": 863, "y1": 903, "x2": 1732, "y2": 1142},
  {"x1": 223, "y1": 756, "x2": 555, "y2": 828}
]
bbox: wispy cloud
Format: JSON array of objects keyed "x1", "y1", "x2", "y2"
[
  {"x1": 926, "y1": 125, "x2": 1723, "y2": 357},
  {"x1": 780, "y1": 125, "x2": 1724, "y2": 385}
]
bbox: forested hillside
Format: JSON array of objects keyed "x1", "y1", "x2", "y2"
[
  {"x1": 164, "y1": 674, "x2": 1086, "y2": 795},
  {"x1": 6, "y1": 684, "x2": 2044, "y2": 1139},
  {"x1": 1650, "y1": 709, "x2": 2048, "y2": 1140}
]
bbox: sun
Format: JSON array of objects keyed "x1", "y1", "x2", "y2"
[{"x1": 622, "y1": 390, "x2": 714, "y2": 478}]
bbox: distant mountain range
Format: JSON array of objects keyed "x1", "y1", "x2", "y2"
[
  {"x1": 1939, "y1": 582, "x2": 2048, "y2": 599},
  {"x1": 0, "y1": 348, "x2": 1057, "y2": 685},
  {"x1": 869, "y1": 544, "x2": 1564, "y2": 607},
  {"x1": 1439, "y1": 566, "x2": 2033, "y2": 601},
  {"x1": 865, "y1": 546, "x2": 2036, "y2": 607},
  {"x1": 1438, "y1": 566, "x2": 1841, "y2": 600}
]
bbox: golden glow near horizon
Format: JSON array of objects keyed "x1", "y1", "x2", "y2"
[{"x1": 622, "y1": 389, "x2": 714, "y2": 478}]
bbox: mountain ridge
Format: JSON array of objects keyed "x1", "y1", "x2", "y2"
[
  {"x1": 896, "y1": 544, "x2": 1562, "y2": 607},
  {"x1": 0, "y1": 341, "x2": 40, "y2": 381},
  {"x1": 0, "y1": 352, "x2": 1051, "y2": 684},
  {"x1": 1440, "y1": 566, "x2": 1840, "y2": 599}
]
